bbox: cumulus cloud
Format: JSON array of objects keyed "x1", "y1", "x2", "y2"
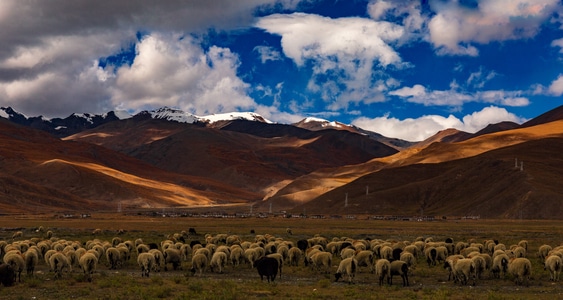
[
  {"x1": 352, "y1": 106, "x2": 525, "y2": 141},
  {"x1": 112, "y1": 33, "x2": 255, "y2": 115},
  {"x1": 428, "y1": 0, "x2": 559, "y2": 55},
  {"x1": 0, "y1": 0, "x2": 302, "y2": 117},
  {"x1": 547, "y1": 74, "x2": 563, "y2": 96},
  {"x1": 389, "y1": 84, "x2": 529, "y2": 107},
  {"x1": 255, "y1": 12, "x2": 405, "y2": 109}
]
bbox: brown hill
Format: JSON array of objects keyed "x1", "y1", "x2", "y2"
[
  {"x1": 0, "y1": 119, "x2": 257, "y2": 214},
  {"x1": 295, "y1": 136, "x2": 563, "y2": 219},
  {"x1": 521, "y1": 104, "x2": 563, "y2": 128},
  {"x1": 263, "y1": 119, "x2": 563, "y2": 216},
  {"x1": 68, "y1": 118, "x2": 397, "y2": 195}
]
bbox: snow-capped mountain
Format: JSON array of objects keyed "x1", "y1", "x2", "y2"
[{"x1": 148, "y1": 107, "x2": 272, "y2": 125}]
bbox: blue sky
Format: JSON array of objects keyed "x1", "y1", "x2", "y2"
[{"x1": 1, "y1": 0, "x2": 563, "y2": 141}]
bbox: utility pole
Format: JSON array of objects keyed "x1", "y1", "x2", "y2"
[{"x1": 345, "y1": 193, "x2": 348, "y2": 208}]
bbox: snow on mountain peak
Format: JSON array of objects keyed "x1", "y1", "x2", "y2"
[
  {"x1": 200, "y1": 112, "x2": 272, "y2": 124},
  {"x1": 150, "y1": 107, "x2": 198, "y2": 123}
]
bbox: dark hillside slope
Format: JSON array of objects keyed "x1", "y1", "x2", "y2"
[{"x1": 299, "y1": 137, "x2": 563, "y2": 219}]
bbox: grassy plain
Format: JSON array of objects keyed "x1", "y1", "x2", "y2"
[{"x1": 0, "y1": 214, "x2": 563, "y2": 299}]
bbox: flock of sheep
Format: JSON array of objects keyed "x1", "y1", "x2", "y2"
[{"x1": 0, "y1": 226, "x2": 562, "y2": 289}]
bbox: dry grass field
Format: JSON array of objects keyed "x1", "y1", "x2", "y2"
[{"x1": 1, "y1": 214, "x2": 563, "y2": 299}]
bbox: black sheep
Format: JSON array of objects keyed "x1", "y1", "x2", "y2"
[
  {"x1": 0, "y1": 264, "x2": 15, "y2": 287},
  {"x1": 255, "y1": 256, "x2": 279, "y2": 283}
]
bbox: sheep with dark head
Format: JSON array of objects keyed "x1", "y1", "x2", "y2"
[
  {"x1": 334, "y1": 257, "x2": 357, "y2": 284},
  {"x1": 0, "y1": 264, "x2": 15, "y2": 287},
  {"x1": 390, "y1": 260, "x2": 409, "y2": 287}
]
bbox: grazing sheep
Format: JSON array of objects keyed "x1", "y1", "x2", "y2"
[
  {"x1": 106, "y1": 247, "x2": 122, "y2": 269},
  {"x1": 255, "y1": 256, "x2": 278, "y2": 283},
  {"x1": 538, "y1": 245, "x2": 552, "y2": 260},
  {"x1": 309, "y1": 251, "x2": 332, "y2": 274},
  {"x1": 266, "y1": 253, "x2": 284, "y2": 278},
  {"x1": 0, "y1": 264, "x2": 15, "y2": 286},
  {"x1": 92, "y1": 229, "x2": 102, "y2": 235},
  {"x1": 149, "y1": 249, "x2": 165, "y2": 272},
  {"x1": 379, "y1": 246, "x2": 393, "y2": 261},
  {"x1": 288, "y1": 247, "x2": 302, "y2": 267},
  {"x1": 180, "y1": 244, "x2": 192, "y2": 261},
  {"x1": 492, "y1": 253, "x2": 510, "y2": 279},
  {"x1": 425, "y1": 247, "x2": 437, "y2": 266},
  {"x1": 444, "y1": 255, "x2": 464, "y2": 281},
  {"x1": 230, "y1": 246, "x2": 244, "y2": 267},
  {"x1": 49, "y1": 252, "x2": 71, "y2": 279},
  {"x1": 508, "y1": 257, "x2": 532, "y2": 286},
  {"x1": 400, "y1": 252, "x2": 416, "y2": 271},
  {"x1": 137, "y1": 244, "x2": 150, "y2": 254},
  {"x1": 452, "y1": 258, "x2": 476, "y2": 286},
  {"x1": 340, "y1": 248, "x2": 356, "y2": 260},
  {"x1": 24, "y1": 250, "x2": 38, "y2": 276},
  {"x1": 3, "y1": 253, "x2": 24, "y2": 283},
  {"x1": 245, "y1": 248, "x2": 263, "y2": 268},
  {"x1": 79, "y1": 252, "x2": 98, "y2": 282},
  {"x1": 137, "y1": 252, "x2": 156, "y2": 277},
  {"x1": 334, "y1": 257, "x2": 357, "y2": 284},
  {"x1": 544, "y1": 255, "x2": 562, "y2": 282},
  {"x1": 286, "y1": 228, "x2": 293, "y2": 235},
  {"x1": 11, "y1": 231, "x2": 23, "y2": 240},
  {"x1": 470, "y1": 255, "x2": 486, "y2": 280},
  {"x1": 210, "y1": 251, "x2": 228, "y2": 274},
  {"x1": 389, "y1": 260, "x2": 409, "y2": 287},
  {"x1": 375, "y1": 259, "x2": 391, "y2": 286},
  {"x1": 354, "y1": 250, "x2": 374, "y2": 273},
  {"x1": 190, "y1": 253, "x2": 208, "y2": 276},
  {"x1": 163, "y1": 248, "x2": 182, "y2": 271}
]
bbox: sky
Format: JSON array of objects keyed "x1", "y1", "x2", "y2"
[{"x1": 1, "y1": 0, "x2": 563, "y2": 141}]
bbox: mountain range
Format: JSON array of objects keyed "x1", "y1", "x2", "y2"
[{"x1": 1, "y1": 105, "x2": 562, "y2": 219}]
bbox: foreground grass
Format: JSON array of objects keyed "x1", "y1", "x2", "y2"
[{"x1": 0, "y1": 214, "x2": 563, "y2": 299}]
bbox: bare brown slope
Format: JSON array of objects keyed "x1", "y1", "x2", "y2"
[
  {"x1": 297, "y1": 137, "x2": 563, "y2": 219},
  {"x1": 71, "y1": 117, "x2": 394, "y2": 197},
  {"x1": 263, "y1": 120, "x2": 563, "y2": 211},
  {"x1": 0, "y1": 120, "x2": 257, "y2": 213}
]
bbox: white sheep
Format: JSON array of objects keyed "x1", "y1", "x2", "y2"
[
  {"x1": 334, "y1": 257, "x2": 357, "y2": 284},
  {"x1": 49, "y1": 252, "x2": 72, "y2": 279},
  {"x1": 544, "y1": 255, "x2": 562, "y2": 281},
  {"x1": 3, "y1": 252, "x2": 25, "y2": 282},
  {"x1": 400, "y1": 252, "x2": 416, "y2": 271},
  {"x1": 374, "y1": 259, "x2": 391, "y2": 286},
  {"x1": 443, "y1": 255, "x2": 464, "y2": 281},
  {"x1": 340, "y1": 247, "x2": 355, "y2": 260},
  {"x1": 452, "y1": 258, "x2": 476, "y2": 286},
  {"x1": 538, "y1": 244, "x2": 552, "y2": 260},
  {"x1": 230, "y1": 246, "x2": 244, "y2": 267},
  {"x1": 287, "y1": 247, "x2": 302, "y2": 267},
  {"x1": 163, "y1": 248, "x2": 182, "y2": 271},
  {"x1": 491, "y1": 253, "x2": 510, "y2": 279},
  {"x1": 508, "y1": 257, "x2": 532, "y2": 286},
  {"x1": 106, "y1": 247, "x2": 122, "y2": 269},
  {"x1": 309, "y1": 251, "x2": 332, "y2": 274},
  {"x1": 24, "y1": 250, "x2": 38, "y2": 276},
  {"x1": 470, "y1": 255, "x2": 486, "y2": 280},
  {"x1": 149, "y1": 249, "x2": 164, "y2": 272},
  {"x1": 137, "y1": 252, "x2": 156, "y2": 277},
  {"x1": 210, "y1": 251, "x2": 228, "y2": 274},
  {"x1": 354, "y1": 250, "x2": 374, "y2": 273},
  {"x1": 79, "y1": 252, "x2": 98, "y2": 282},
  {"x1": 389, "y1": 260, "x2": 409, "y2": 287},
  {"x1": 190, "y1": 253, "x2": 208, "y2": 276},
  {"x1": 244, "y1": 248, "x2": 263, "y2": 268}
]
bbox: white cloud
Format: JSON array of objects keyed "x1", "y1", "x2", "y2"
[
  {"x1": 0, "y1": 0, "x2": 305, "y2": 117},
  {"x1": 253, "y1": 46, "x2": 282, "y2": 63},
  {"x1": 547, "y1": 74, "x2": 563, "y2": 96},
  {"x1": 390, "y1": 84, "x2": 529, "y2": 107},
  {"x1": 112, "y1": 33, "x2": 255, "y2": 115},
  {"x1": 352, "y1": 106, "x2": 525, "y2": 141},
  {"x1": 428, "y1": 0, "x2": 559, "y2": 55},
  {"x1": 256, "y1": 12, "x2": 405, "y2": 109}
]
